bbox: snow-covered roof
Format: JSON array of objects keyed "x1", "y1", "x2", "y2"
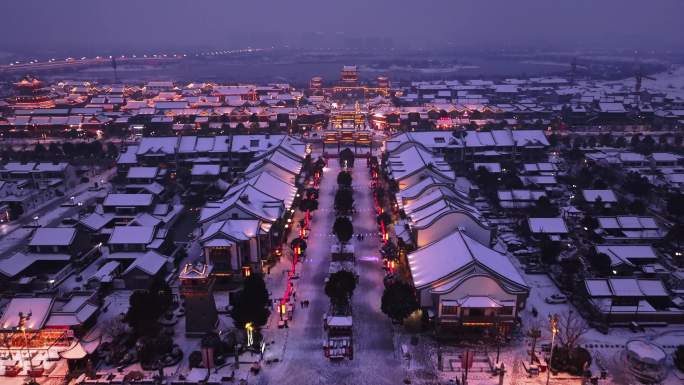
[
  {"x1": 128, "y1": 212, "x2": 162, "y2": 228},
  {"x1": 619, "y1": 152, "x2": 646, "y2": 163},
  {"x1": 582, "y1": 189, "x2": 617, "y2": 203},
  {"x1": 191, "y1": 164, "x2": 221, "y2": 176},
  {"x1": 79, "y1": 212, "x2": 115, "y2": 231},
  {"x1": 599, "y1": 102, "x2": 626, "y2": 113},
  {"x1": 34, "y1": 162, "x2": 69, "y2": 172},
  {"x1": 136, "y1": 136, "x2": 178, "y2": 155},
  {"x1": 201, "y1": 219, "x2": 261, "y2": 243},
  {"x1": 523, "y1": 175, "x2": 557, "y2": 185},
  {"x1": 598, "y1": 216, "x2": 659, "y2": 230},
  {"x1": 126, "y1": 166, "x2": 158, "y2": 179},
  {"x1": 0, "y1": 297, "x2": 54, "y2": 330},
  {"x1": 103, "y1": 193, "x2": 153, "y2": 207},
  {"x1": 585, "y1": 278, "x2": 669, "y2": 298},
  {"x1": 408, "y1": 230, "x2": 526, "y2": 288},
  {"x1": 0, "y1": 253, "x2": 70, "y2": 278},
  {"x1": 178, "y1": 135, "x2": 232, "y2": 153},
  {"x1": 386, "y1": 129, "x2": 549, "y2": 151},
  {"x1": 326, "y1": 316, "x2": 352, "y2": 327},
  {"x1": 245, "y1": 147, "x2": 303, "y2": 178},
  {"x1": 243, "y1": 171, "x2": 297, "y2": 209},
  {"x1": 585, "y1": 279, "x2": 612, "y2": 297},
  {"x1": 116, "y1": 145, "x2": 139, "y2": 164},
  {"x1": 497, "y1": 189, "x2": 546, "y2": 201},
  {"x1": 595, "y1": 244, "x2": 657, "y2": 267},
  {"x1": 123, "y1": 251, "x2": 168, "y2": 276},
  {"x1": 230, "y1": 134, "x2": 286, "y2": 153},
  {"x1": 89, "y1": 261, "x2": 120, "y2": 283},
  {"x1": 651, "y1": 152, "x2": 682, "y2": 163},
  {"x1": 201, "y1": 182, "x2": 284, "y2": 224},
  {"x1": 523, "y1": 162, "x2": 557, "y2": 173},
  {"x1": 1, "y1": 162, "x2": 37, "y2": 172},
  {"x1": 29, "y1": 227, "x2": 76, "y2": 246},
  {"x1": 527, "y1": 217, "x2": 568, "y2": 234},
  {"x1": 387, "y1": 144, "x2": 455, "y2": 183},
  {"x1": 108, "y1": 226, "x2": 155, "y2": 245},
  {"x1": 46, "y1": 299, "x2": 99, "y2": 328}
]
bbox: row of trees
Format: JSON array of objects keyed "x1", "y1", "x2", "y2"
[
  {"x1": 551, "y1": 133, "x2": 683, "y2": 154},
  {"x1": 335, "y1": 170, "x2": 354, "y2": 214},
  {"x1": 373, "y1": 159, "x2": 421, "y2": 325},
  {"x1": 325, "y1": 169, "x2": 357, "y2": 314},
  {"x1": 3, "y1": 140, "x2": 118, "y2": 162}
]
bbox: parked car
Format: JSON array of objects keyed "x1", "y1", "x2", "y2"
[
  {"x1": 545, "y1": 294, "x2": 568, "y2": 304},
  {"x1": 61, "y1": 217, "x2": 78, "y2": 226},
  {"x1": 629, "y1": 321, "x2": 645, "y2": 332}
]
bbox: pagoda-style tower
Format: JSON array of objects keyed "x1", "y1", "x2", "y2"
[
  {"x1": 310, "y1": 76, "x2": 323, "y2": 91},
  {"x1": 9, "y1": 76, "x2": 55, "y2": 109},
  {"x1": 340, "y1": 66, "x2": 359, "y2": 87},
  {"x1": 376, "y1": 76, "x2": 390, "y2": 90},
  {"x1": 180, "y1": 262, "x2": 218, "y2": 337}
]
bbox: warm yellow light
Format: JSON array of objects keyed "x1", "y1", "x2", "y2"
[{"x1": 245, "y1": 322, "x2": 254, "y2": 346}]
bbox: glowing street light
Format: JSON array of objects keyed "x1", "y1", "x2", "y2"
[
  {"x1": 546, "y1": 314, "x2": 559, "y2": 385},
  {"x1": 245, "y1": 322, "x2": 254, "y2": 347}
]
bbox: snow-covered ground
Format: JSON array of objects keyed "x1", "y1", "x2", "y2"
[
  {"x1": 588, "y1": 64, "x2": 684, "y2": 99},
  {"x1": 254, "y1": 155, "x2": 404, "y2": 385}
]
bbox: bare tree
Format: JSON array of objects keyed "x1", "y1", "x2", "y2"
[
  {"x1": 101, "y1": 316, "x2": 129, "y2": 341},
  {"x1": 525, "y1": 319, "x2": 542, "y2": 364},
  {"x1": 556, "y1": 310, "x2": 588, "y2": 351}
]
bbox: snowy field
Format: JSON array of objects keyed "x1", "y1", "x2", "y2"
[{"x1": 589, "y1": 65, "x2": 684, "y2": 99}]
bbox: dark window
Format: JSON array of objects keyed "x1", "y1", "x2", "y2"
[
  {"x1": 442, "y1": 305, "x2": 459, "y2": 315},
  {"x1": 468, "y1": 308, "x2": 485, "y2": 317}
]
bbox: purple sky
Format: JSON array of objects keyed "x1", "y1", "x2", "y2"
[{"x1": 1, "y1": 0, "x2": 682, "y2": 51}]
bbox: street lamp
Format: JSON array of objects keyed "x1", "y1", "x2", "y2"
[
  {"x1": 546, "y1": 314, "x2": 559, "y2": 385},
  {"x1": 245, "y1": 322, "x2": 254, "y2": 347},
  {"x1": 18, "y1": 311, "x2": 34, "y2": 377}
]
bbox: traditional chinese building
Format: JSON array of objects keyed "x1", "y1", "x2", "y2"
[
  {"x1": 7, "y1": 76, "x2": 55, "y2": 110},
  {"x1": 310, "y1": 76, "x2": 323, "y2": 91},
  {"x1": 340, "y1": 66, "x2": 359, "y2": 87},
  {"x1": 179, "y1": 263, "x2": 218, "y2": 337}
]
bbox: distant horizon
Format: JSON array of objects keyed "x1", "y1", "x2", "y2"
[
  {"x1": 1, "y1": 0, "x2": 683, "y2": 54},
  {"x1": 2, "y1": 40, "x2": 684, "y2": 57}
]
